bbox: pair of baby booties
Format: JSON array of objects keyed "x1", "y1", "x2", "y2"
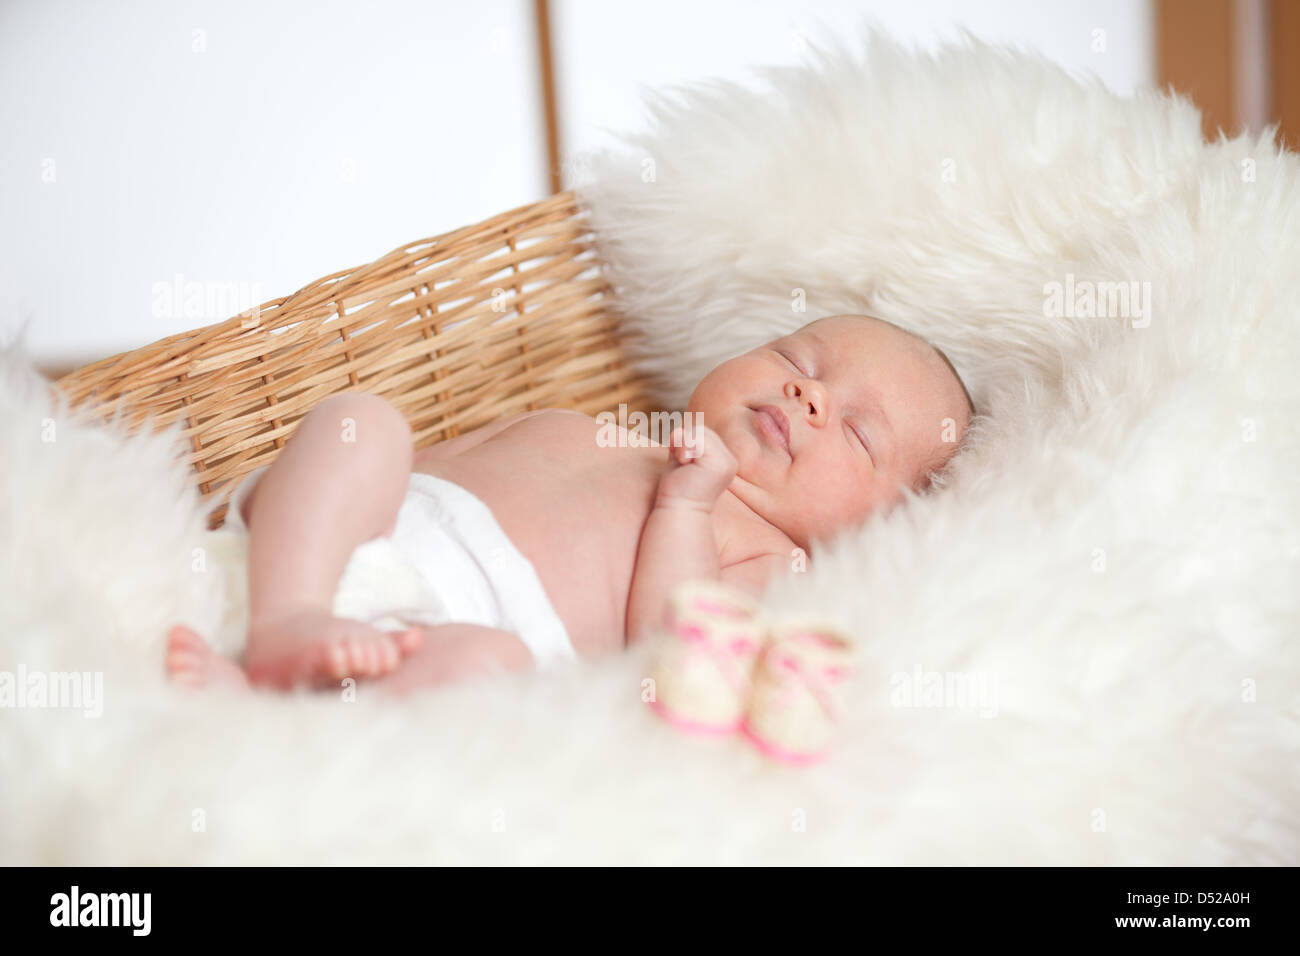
[{"x1": 649, "y1": 580, "x2": 855, "y2": 765}]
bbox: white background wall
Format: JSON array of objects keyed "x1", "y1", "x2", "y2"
[
  {"x1": 553, "y1": 0, "x2": 1155, "y2": 159},
  {"x1": 0, "y1": 0, "x2": 1154, "y2": 372}
]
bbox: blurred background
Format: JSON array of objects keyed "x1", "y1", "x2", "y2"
[{"x1": 1, "y1": 0, "x2": 1294, "y2": 375}]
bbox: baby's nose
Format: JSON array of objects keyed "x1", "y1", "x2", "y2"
[{"x1": 785, "y1": 379, "x2": 828, "y2": 424}]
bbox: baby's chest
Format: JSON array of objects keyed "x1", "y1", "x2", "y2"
[
  {"x1": 490, "y1": 415, "x2": 783, "y2": 564},
  {"x1": 444, "y1": 413, "x2": 668, "y2": 556}
]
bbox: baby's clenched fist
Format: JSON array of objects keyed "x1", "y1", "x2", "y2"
[{"x1": 656, "y1": 424, "x2": 738, "y2": 510}]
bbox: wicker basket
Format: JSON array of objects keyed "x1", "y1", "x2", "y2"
[{"x1": 53, "y1": 190, "x2": 650, "y2": 529}]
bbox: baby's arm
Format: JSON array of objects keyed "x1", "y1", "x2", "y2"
[{"x1": 626, "y1": 425, "x2": 736, "y2": 645}]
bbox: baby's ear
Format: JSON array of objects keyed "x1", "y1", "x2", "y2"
[
  {"x1": 917, "y1": 447, "x2": 961, "y2": 492},
  {"x1": 915, "y1": 451, "x2": 951, "y2": 492}
]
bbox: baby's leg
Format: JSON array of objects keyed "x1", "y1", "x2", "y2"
[
  {"x1": 241, "y1": 392, "x2": 421, "y2": 689},
  {"x1": 166, "y1": 625, "x2": 249, "y2": 690},
  {"x1": 166, "y1": 623, "x2": 531, "y2": 696},
  {"x1": 372, "y1": 623, "x2": 534, "y2": 695}
]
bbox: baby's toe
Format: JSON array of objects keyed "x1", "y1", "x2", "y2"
[
  {"x1": 324, "y1": 641, "x2": 350, "y2": 681},
  {"x1": 395, "y1": 627, "x2": 423, "y2": 656},
  {"x1": 358, "y1": 636, "x2": 386, "y2": 676},
  {"x1": 166, "y1": 647, "x2": 200, "y2": 675},
  {"x1": 355, "y1": 638, "x2": 377, "y2": 675},
  {"x1": 342, "y1": 637, "x2": 368, "y2": 675},
  {"x1": 165, "y1": 639, "x2": 194, "y2": 664},
  {"x1": 166, "y1": 651, "x2": 198, "y2": 680},
  {"x1": 372, "y1": 635, "x2": 397, "y2": 672},
  {"x1": 165, "y1": 640, "x2": 208, "y2": 686},
  {"x1": 360, "y1": 635, "x2": 398, "y2": 675},
  {"x1": 166, "y1": 629, "x2": 204, "y2": 669},
  {"x1": 167, "y1": 625, "x2": 205, "y2": 655}
]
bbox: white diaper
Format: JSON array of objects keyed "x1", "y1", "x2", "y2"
[{"x1": 222, "y1": 467, "x2": 576, "y2": 670}]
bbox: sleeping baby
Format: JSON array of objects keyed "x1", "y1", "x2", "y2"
[{"x1": 166, "y1": 314, "x2": 974, "y2": 694}]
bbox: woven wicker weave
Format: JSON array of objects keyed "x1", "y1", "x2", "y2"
[{"x1": 54, "y1": 190, "x2": 650, "y2": 529}]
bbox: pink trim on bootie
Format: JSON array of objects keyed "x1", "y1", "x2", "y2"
[
  {"x1": 648, "y1": 580, "x2": 766, "y2": 738},
  {"x1": 740, "y1": 626, "x2": 854, "y2": 766},
  {"x1": 650, "y1": 698, "x2": 744, "y2": 736}
]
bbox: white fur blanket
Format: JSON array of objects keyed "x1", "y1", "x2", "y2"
[{"x1": 3, "y1": 27, "x2": 1297, "y2": 864}]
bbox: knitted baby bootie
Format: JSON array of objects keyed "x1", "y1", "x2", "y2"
[
  {"x1": 649, "y1": 580, "x2": 766, "y2": 735},
  {"x1": 741, "y1": 618, "x2": 855, "y2": 765}
]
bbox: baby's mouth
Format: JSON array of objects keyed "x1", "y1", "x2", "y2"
[{"x1": 752, "y1": 405, "x2": 791, "y2": 457}]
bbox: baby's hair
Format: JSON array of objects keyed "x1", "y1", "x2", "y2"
[{"x1": 916, "y1": 340, "x2": 975, "y2": 493}]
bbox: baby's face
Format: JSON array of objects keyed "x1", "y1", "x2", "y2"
[{"x1": 686, "y1": 314, "x2": 972, "y2": 550}]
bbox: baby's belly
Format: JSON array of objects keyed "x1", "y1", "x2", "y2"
[{"x1": 412, "y1": 411, "x2": 666, "y2": 655}]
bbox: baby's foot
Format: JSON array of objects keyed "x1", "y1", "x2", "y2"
[
  {"x1": 166, "y1": 625, "x2": 250, "y2": 691},
  {"x1": 242, "y1": 609, "x2": 423, "y2": 689}
]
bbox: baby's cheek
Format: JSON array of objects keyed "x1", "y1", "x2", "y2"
[
  {"x1": 828, "y1": 475, "x2": 880, "y2": 526},
  {"x1": 791, "y1": 482, "x2": 854, "y2": 535}
]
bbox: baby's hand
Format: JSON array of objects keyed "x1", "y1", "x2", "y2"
[{"x1": 656, "y1": 424, "x2": 737, "y2": 510}]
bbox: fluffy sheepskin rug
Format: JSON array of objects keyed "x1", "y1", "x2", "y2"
[{"x1": 4, "y1": 27, "x2": 1299, "y2": 864}]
